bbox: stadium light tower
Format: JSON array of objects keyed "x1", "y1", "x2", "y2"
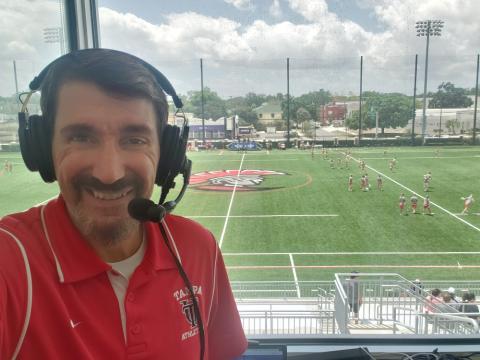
[{"x1": 416, "y1": 19, "x2": 444, "y2": 142}]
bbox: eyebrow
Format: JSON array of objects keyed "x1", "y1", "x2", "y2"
[
  {"x1": 120, "y1": 124, "x2": 156, "y2": 136},
  {"x1": 59, "y1": 124, "x2": 156, "y2": 136},
  {"x1": 59, "y1": 124, "x2": 95, "y2": 136}
]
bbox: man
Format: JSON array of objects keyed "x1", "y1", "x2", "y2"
[
  {"x1": 461, "y1": 194, "x2": 474, "y2": 215},
  {"x1": 344, "y1": 271, "x2": 362, "y2": 324},
  {"x1": 0, "y1": 49, "x2": 247, "y2": 359},
  {"x1": 460, "y1": 293, "x2": 480, "y2": 322}
]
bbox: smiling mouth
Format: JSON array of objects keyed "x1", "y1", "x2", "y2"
[{"x1": 86, "y1": 188, "x2": 133, "y2": 201}]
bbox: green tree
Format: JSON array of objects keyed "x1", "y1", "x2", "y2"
[
  {"x1": 345, "y1": 110, "x2": 367, "y2": 130},
  {"x1": 345, "y1": 92, "x2": 412, "y2": 134},
  {"x1": 429, "y1": 82, "x2": 473, "y2": 109},
  {"x1": 445, "y1": 119, "x2": 460, "y2": 134},
  {"x1": 281, "y1": 89, "x2": 331, "y2": 125},
  {"x1": 182, "y1": 87, "x2": 226, "y2": 120}
]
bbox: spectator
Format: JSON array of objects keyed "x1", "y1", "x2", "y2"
[
  {"x1": 448, "y1": 287, "x2": 461, "y2": 306},
  {"x1": 425, "y1": 288, "x2": 442, "y2": 313},
  {"x1": 438, "y1": 292, "x2": 459, "y2": 313},
  {"x1": 344, "y1": 271, "x2": 362, "y2": 324},
  {"x1": 410, "y1": 278, "x2": 424, "y2": 295},
  {"x1": 460, "y1": 293, "x2": 479, "y2": 322}
]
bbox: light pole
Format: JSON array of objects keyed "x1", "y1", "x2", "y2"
[
  {"x1": 416, "y1": 20, "x2": 444, "y2": 142},
  {"x1": 43, "y1": 27, "x2": 65, "y2": 54}
]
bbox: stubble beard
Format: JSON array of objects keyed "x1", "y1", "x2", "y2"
[
  {"x1": 67, "y1": 173, "x2": 147, "y2": 247},
  {"x1": 71, "y1": 208, "x2": 138, "y2": 247}
]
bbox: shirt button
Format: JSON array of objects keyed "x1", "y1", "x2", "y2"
[
  {"x1": 127, "y1": 292, "x2": 135, "y2": 302},
  {"x1": 131, "y1": 324, "x2": 142, "y2": 335}
]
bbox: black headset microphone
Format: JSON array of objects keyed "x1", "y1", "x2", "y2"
[
  {"x1": 18, "y1": 49, "x2": 204, "y2": 360},
  {"x1": 128, "y1": 198, "x2": 166, "y2": 222}
]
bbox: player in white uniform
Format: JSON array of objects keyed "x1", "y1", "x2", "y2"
[
  {"x1": 461, "y1": 194, "x2": 474, "y2": 215},
  {"x1": 423, "y1": 171, "x2": 432, "y2": 192},
  {"x1": 377, "y1": 175, "x2": 383, "y2": 191}
]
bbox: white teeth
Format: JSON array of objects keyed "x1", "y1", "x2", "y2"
[{"x1": 91, "y1": 190, "x2": 129, "y2": 200}]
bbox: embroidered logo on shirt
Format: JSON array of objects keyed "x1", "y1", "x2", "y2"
[
  {"x1": 181, "y1": 298, "x2": 199, "y2": 328},
  {"x1": 173, "y1": 285, "x2": 203, "y2": 341}
]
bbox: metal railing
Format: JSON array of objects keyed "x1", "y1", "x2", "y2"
[
  {"x1": 234, "y1": 276, "x2": 480, "y2": 336},
  {"x1": 231, "y1": 280, "x2": 333, "y2": 299},
  {"x1": 239, "y1": 309, "x2": 337, "y2": 335},
  {"x1": 393, "y1": 307, "x2": 479, "y2": 335}
]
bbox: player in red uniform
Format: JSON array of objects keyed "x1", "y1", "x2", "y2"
[
  {"x1": 410, "y1": 195, "x2": 418, "y2": 214},
  {"x1": 399, "y1": 193, "x2": 406, "y2": 215},
  {"x1": 0, "y1": 49, "x2": 246, "y2": 359},
  {"x1": 423, "y1": 195, "x2": 432, "y2": 215}
]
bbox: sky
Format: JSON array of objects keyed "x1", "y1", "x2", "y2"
[{"x1": 1, "y1": 0, "x2": 480, "y2": 98}]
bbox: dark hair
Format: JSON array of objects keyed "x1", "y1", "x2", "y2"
[
  {"x1": 39, "y1": 50, "x2": 169, "y2": 140},
  {"x1": 462, "y1": 292, "x2": 476, "y2": 302},
  {"x1": 431, "y1": 288, "x2": 441, "y2": 297}
]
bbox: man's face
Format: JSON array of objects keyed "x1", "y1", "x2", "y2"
[{"x1": 52, "y1": 81, "x2": 160, "y2": 244}]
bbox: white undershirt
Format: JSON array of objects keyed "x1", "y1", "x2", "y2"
[{"x1": 107, "y1": 236, "x2": 147, "y2": 342}]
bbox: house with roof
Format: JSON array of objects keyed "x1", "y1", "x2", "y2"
[{"x1": 253, "y1": 102, "x2": 284, "y2": 129}]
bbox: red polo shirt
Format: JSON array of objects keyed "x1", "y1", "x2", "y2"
[{"x1": 0, "y1": 197, "x2": 247, "y2": 359}]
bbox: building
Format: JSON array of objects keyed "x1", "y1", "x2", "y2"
[
  {"x1": 253, "y1": 102, "x2": 284, "y2": 128},
  {"x1": 321, "y1": 102, "x2": 348, "y2": 126},
  {"x1": 170, "y1": 112, "x2": 238, "y2": 139},
  {"x1": 408, "y1": 108, "x2": 480, "y2": 136}
]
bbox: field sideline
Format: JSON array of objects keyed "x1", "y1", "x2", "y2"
[{"x1": 1, "y1": 146, "x2": 479, "y2": 283}]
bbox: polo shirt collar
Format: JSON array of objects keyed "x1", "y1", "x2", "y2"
[{"x1": 43, "y1": 197, "x2": 177, "y2": 284}]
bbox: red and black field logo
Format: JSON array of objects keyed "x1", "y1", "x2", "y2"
[{"x1": 190, "y1": 170, "x2": 287, "y2": 191}]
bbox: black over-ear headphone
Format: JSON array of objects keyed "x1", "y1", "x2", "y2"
[{"x1": 18, "y1": 48, "x2": 191, "y2": 209}]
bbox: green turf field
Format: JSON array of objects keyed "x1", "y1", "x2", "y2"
[{"x1": 1, "y1": 146, "x2": 479, "y2": 282}]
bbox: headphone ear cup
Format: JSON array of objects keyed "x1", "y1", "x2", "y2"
[
  {"x1": 156, "y1": 125, "x2": 179, "y2": 186},
  {"x1": 18, "y1": 113, "x2": 40, "y2": 172},
  {"x1": 18, "y1": 114, "x2": 56, "y2": 183}
]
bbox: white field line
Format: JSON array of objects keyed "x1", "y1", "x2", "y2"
[
  {"x1": 359, "y1": 156, "x2": 480, "y2": 160},
  {"x1": 347, "y1": 154, "x2": 480, "y2": 234},
  {"x1": 348, "y1": 148, "x2": 480, "y2": 154},
  {"x1": 289, "y1": 253, "x2": 301, "y2": 298},
  {"x1": 193, "y1": 158, "x2": 301, "y2": 162},
  {"x1": 188, "y1": 214, "x2": 338, "y2": 218},
  {"x1": 218, "y1": 153, "x2": 245, "y2": 249},
  {"x1": 223, "y1": 251, "x2": 480, "y2": 256},
  {"x1": 227, "y1": 264, "x2": 480, "y2": 269}
]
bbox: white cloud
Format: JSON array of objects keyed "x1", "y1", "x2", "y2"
[
  {"x1": 0, "y1": 0, "x2": 66, "y2": 96},
  {"x1": 1, "y1": 0, "x2": 480, "y2": 98},
  {"x1": 224, "y1": 0, "x2": 254, "y2": 11},
  {"x1": 287, "y1": 0, "x2": 332, "y2": 22}
]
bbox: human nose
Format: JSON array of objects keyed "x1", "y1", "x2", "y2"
[{"x1": 91, "y1": 140, "x2": 126, "y2": 184}]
